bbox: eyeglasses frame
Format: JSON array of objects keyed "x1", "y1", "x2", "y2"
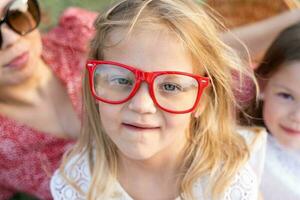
[{"x1": 86, "y1": 60, "x2": 210, "y2": 114}]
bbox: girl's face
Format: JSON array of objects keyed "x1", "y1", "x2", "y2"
[
  {"x1": 263, "y1": 61, "x2": 300, "y2": 150},
  {"x1": 0, "y1": 0, "x2": 42, "y2": 87},
  {"x1": 98, "y1": 26, "x2": 195, "y2": 161}
]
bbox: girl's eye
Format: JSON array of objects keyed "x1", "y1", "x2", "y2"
[
  {"x1": 277, "y1": 92, "x2": 294, "y2": 101},
  {"x1": 159, "y1": 82, "x2": 183, "y2": 93},
  {"x1": 110, "y1": 77, "x2": 133, "y2": 86}
]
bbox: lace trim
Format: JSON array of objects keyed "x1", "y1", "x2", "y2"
[
  {"x1": 51, "y1": 157, "x2": 258, "y2": 200},
  {"x1": 223, "y1": 165, "x2": 257, "y2": 200},
  {"x1": 51, "y1": 158, "x2": 90, "y2": 200}
]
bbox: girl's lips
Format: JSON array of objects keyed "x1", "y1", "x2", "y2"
[
  {"x1": 280, "y1": 125, "x2": 300, "y2": 136},
  {"x1": 122, "y1": 123, "x2": 160, "y2": 131},
  {"x1": 4, "y1": 52, "x2": 29, "y2": 69}
]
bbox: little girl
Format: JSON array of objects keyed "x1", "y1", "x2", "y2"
[
  {"x1": 242, "y1": 22, "x2": 300, "y2": 200},
  {"x1": 50, "y1": 0, "x2": 266, "y2": 199}
]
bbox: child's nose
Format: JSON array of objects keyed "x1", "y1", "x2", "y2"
[
  {"x1": 128, "y1": 83, "x2": 157, "y2": 114},
  {"x1": 1, "y1": 24, "x2": 21, "y2": 49}
]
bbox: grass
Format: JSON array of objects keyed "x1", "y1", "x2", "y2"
[{"x1": 39, "y1": 0, "x2": 116, "y2": 30}]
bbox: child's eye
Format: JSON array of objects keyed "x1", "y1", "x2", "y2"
[
  {"x1": 159, "y1": 82, "x2": 183, "y2": 93},
  {"x1": 110, "y1": 77, "x2": 133, "y2": 86},
  {"x1": 277, "y1": 92, "x2": 294, "y2": 101}
]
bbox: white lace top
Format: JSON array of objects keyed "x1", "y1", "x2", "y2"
[
  {"x1": 50, "y1": 128, "x2": 266, "y2": 200},
  {"x1": 261, "y1": 134, "x2": 300, "y2": 200}
]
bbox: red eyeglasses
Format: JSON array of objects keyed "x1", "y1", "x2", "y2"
[{"x1": 86, "y1": 60, "x2": 209, "y2": 114}]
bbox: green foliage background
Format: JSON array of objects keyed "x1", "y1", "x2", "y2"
[{"x1": 39, "y1": 0, "x2": 115, "y2": 30}]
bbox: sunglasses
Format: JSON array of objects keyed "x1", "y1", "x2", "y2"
[
  {"x1": 0, "y1": 0, "x2": 40, "y2": 47},
  {"x1": 86, "y1": 60, "x2": 210, "y2": 114}
]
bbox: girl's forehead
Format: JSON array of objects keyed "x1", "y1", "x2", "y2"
[
  {"x1": 105, "y1": 24, "x2": 179, "y2": 46},
  {"x1": 274, "y1": 61, "x2": 300, "y2": 77},
  {"x1": 103, "y1": 26, "x2": 194, "y2": 73},
  {"x1": 268, "y1": 61, "x2": 300, "y2": 88}
]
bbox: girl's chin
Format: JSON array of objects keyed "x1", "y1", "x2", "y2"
[
  {"x1": 274, "y1": 135, "x2": 300, "y2": 151},
  {"x1": 118, "y1": 148, "x2": 157, "y2": 161}
]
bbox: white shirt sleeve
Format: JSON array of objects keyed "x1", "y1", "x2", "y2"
[
  {"x1": 221, "y1": 127, "x2": 267, "y2": 200},
  {"x1": 239, "y1": 127, "x2": 267, "y2": 185}
]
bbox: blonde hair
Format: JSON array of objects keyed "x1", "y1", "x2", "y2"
[{"x1": 61, "y1": 0, "x2": 257, "y2": 199}]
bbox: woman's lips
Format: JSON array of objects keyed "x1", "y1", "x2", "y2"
[
  {"x1": 4, "y1": 52, "x2": 29, "y2": 69},
  {"x1": 280, "y1": 125, "x2": 300, "y2": 136}
]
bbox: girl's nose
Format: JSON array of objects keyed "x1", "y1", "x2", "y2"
[
  {"x1": 128, "y1": 83, "x2": 157, "y2": 114},
  {"x1": 1, "y1": 24, "x2": 21, "y2": 49}
]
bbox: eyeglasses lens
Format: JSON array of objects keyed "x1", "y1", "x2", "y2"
[
  {"x1": 153, "y1": 74, "x2": 199, "y2": 111},
  {"x1": 94, "y1": 64, "x2": 136, "y2": 102}
]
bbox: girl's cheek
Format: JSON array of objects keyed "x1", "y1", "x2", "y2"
[
  {"x1": 163, "y1": 113, "x2": 191, "y2": 131},
  {"x1": 98, "y1": 104, "x2": 122, "y2": 124}
]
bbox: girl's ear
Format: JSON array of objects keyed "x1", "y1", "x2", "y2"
[
  {"x1": 193, "y1": 104, "x2": 205, "y2": 118},
  {"x1": 193, "y1": 109, "x2": 200, "y2": 118},
  {"x1": 193, "y1": 93, "x2": 208, "y2": 118}
]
